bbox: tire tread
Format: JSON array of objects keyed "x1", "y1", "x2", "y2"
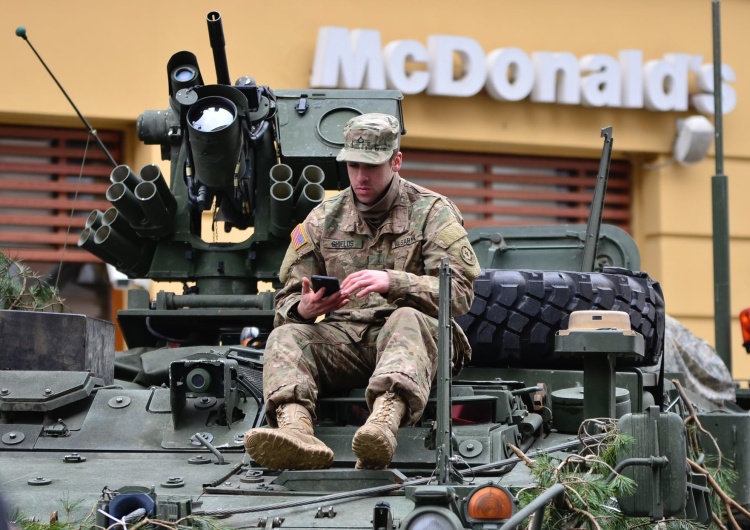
[{"x1": 457, "y1": 269, "x2": 665, "y2": 368}]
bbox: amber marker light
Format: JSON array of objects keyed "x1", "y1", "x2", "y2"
[
  {"x1": 740, "y1": 308, "x2": 750, "y2": 353},
  {"x1": 465, "y1": 484, "x2": 515, "y2": 521}
]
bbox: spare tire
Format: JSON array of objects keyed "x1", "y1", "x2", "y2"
[{"x1": 456, "y1": 267, "x2": 665, "y2": 368}]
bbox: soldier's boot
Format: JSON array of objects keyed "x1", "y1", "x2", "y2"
[
  {"x1": 243, "y1": 403, "x2": 334, "y2": 470},
  {"x1": 352, "y1": 391, "x2": 407, "y2": 469}
]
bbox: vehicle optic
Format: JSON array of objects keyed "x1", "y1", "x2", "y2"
[
  {"x1": 186, "y1": 368, "x2": 212, "y2": 393},
  {"x1": 173, "y1": 66, "x2": 198, "y2": 83},
  {"x1": 188, "y1": 97, "x2": 236, "y2": 132}
]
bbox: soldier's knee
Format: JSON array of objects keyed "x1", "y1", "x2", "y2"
[
  {"x1": 390, "y1": 307, "x2": 423, "y2": 320},
  {"x1": 389, "y1": 307, "x2": 436, "y2": 331},
  {"x1": 265, "y1": 323, "x2": 310, "y2": 354},
  {"x1": 268, "y1": 323, "x2": 309, "y2": 340}
]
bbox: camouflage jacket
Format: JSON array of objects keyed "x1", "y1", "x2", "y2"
[{"x1": 274, "y1": 175, "x2": 480, "y2": 356}]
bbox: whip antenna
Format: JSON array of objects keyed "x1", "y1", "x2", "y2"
[{"x1": 15, "y1": 26, "x2": 118, "y2": 167}]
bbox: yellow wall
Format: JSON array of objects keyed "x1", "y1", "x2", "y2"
[{"x1": 3, "y1": 0, "x2": 750, "y2": 375}]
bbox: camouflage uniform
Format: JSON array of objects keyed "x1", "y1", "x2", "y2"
[{"x1": 264, "y1": 175, "x2": 481, "y2": 425}]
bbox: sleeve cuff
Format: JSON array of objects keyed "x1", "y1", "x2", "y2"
[
  {"x1": 385, "y1": 269, "x2": 410, "y2": 303},
  {"x1": 287, "y1": 301, "x2": 316, "y2": 324}
]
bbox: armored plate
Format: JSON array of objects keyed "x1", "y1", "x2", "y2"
[
  {"x1": 466, "y1": 223, "x2": 640, "y2": 272},
  {"x1": 275, "y1": 89, "x2": 403, "y2": 189},
  {"x1": 0, "y1": 371, "x2": 100, "y2": 412},
  {"x1": 0, "y1": 310, "x2": 114, "y2": 384}
]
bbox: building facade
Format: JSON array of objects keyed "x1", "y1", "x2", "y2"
[{"x1": 2, "y1": 0, "x2": 750, "y2": 375}]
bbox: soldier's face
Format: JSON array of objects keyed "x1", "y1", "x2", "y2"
[{"x1": 347, "y1": 152, "x2": 402, "y2": 205}]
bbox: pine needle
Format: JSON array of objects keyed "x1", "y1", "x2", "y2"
[
  {"x1": 0, "y1": 250, "x2": 65, "y2": 312},
  {"x1": 514, "y1": 429, "x2": 707, "y2": 530}
]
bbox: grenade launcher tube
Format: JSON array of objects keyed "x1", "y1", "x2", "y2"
[
  {"x1": 111, "y1": 164, "x2": 142, "y2": 191},
  {"x1": 135, "y1": 181, "x2": 173, "y2": 234},
  {"x1": 270, "y1": 181, "x2": 294, "y2": 237},
  {"x1": 106, "y1": 182, "x2": 145, "y2": 226},
  {"x1": 77, "y1": 227, "x2": 117, "y2": 264},
  {"x1": 102, "y1": 207, "x2": 139, "y2": 240},
  {"x1": 294, "y1": 183, "x2": 325, "y2": 221},
  {"x1": 294, "y1": 164, "x2": 325, "y2": 202},
  {"x1": 140, "y1": 164, "x2": 177, "y2": 214}
]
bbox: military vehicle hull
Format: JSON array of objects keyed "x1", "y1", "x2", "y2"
[{"x1": 4, "y1": 10, "x2": 749, "y2": 530}]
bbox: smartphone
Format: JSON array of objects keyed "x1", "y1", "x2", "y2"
[{"x1": 311, "y1": 275, "x2": 341, "y2": 297}]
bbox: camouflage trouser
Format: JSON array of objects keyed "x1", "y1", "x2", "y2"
[{"x1": 263, "y1": 307, "x2": 439, "y2": 426}]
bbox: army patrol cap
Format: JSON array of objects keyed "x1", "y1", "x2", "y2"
[{"x1": 336, "y1": 113, "x2": 400, "y2": 165}]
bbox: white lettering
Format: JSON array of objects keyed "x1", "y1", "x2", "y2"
[
  {"x1": 580, "y1": 54, "x2": 620, "y2": 107},
  {"x1": 427, "y1": 35, "x2": 486, "y2": 97},
  {"x1": 692, "y1": 63, "x2": 737, "y2": 115},
  {"x1": 383, "y1": 40, "x2": 430, "y2": 94},
  {"x1": 309, "y1": 28, "x2": 737, "y2": 114},
  {"x1": 619, "y1": 50, "x2": 644, "y2": 109},
  {"x1": 485, "y1": 48, "x2": 534, "y2": 101},
  {"x1": 531, "y1": 52, "x2": 581, "y2": 105},
  {"x1": 644, "y1": 54, "x2": 690, "y2": 111},
  {"x1": 310, "y1": 27, "x2": 385, "y2": 89}
]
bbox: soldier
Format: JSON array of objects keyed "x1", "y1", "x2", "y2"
[{"x1": 244, "y1": 113, "x2": 480, "y2": 470}]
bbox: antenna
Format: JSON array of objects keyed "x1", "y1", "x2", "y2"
[
  {"x1": 15, "y1": 26, "x2": 118, "y2": 167},
  {"x1": 581, "y1": 126, "x2": 613, "y2": 272},
  {"x1": 436, "y1": 257, "x2": 455, "y2": 484}
]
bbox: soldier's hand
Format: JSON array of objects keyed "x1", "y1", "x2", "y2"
[
  {"x1": 297, "y1": 277, "x2": 349, "y2": 320},
  {"x1": 341, "y1": 270, "x2": 389, "y2": 298}
]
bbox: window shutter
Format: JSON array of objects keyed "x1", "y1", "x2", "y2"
[
  {"x1": 401, "y1": 150, "x2": 631, "y2": 232},
  {"x1": 0, "y1": 125, "x2": 122, "y2": 263}
]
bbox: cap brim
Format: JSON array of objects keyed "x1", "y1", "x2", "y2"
[{"x1": 336, "y1": 148, "x2": 393, "y2": 165}]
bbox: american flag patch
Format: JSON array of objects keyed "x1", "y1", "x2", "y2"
[{"x1": 291, "y1": 224, "x2": 308, "y2": 250}]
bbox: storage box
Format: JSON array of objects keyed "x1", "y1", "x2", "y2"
[{"x1": 0, "y1": 310, "x2": 114, "y2": 385}]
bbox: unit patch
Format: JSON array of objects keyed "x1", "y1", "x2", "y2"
[
  {"x1": 460, "y1": 245, "x2": 476, "y2": 265},
  {"x1": 435, "y1": 224, "x2": 466, "y2": 249}
]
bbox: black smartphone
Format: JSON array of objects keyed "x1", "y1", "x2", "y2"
[{"x1": 311, "y1": 275, "x2": 341, "y2": 296}]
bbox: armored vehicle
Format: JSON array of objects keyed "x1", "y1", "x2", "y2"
[{"x1": 3, "y1": 11, "x2": 750, "y2": 530}]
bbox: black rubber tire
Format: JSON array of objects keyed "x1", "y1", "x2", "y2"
[{"x1": 456, "y1": 268, "x2": 665, "y2": 368}]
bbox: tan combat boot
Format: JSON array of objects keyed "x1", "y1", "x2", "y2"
[
  {"x1": 244, "y1": 403, "x2": 334, "y2": 470},
  {"x1": 352, "y1": 391, "x2": 407, "y2": 469}
]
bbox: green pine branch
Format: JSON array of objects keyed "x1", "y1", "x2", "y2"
[
  {"x1": 0, "y1": 250, "x2": 65, "y2": 312},
  {"x1": 514, "y1": 420, "x2": 707, "y2": 530}
]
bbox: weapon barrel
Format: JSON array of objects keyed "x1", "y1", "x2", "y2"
[
  {"x1": 140, "y1": 164, "x2": 177, "y2": 212},
  {"x1": 84, "y1": 209, "x2": 104, "y2": 231},
  {"x1": 270, "y1": 181, "x2": 293, "y2": 237},
  {"x1": 206, "y1": 11, "x2": 231, "y2": 85},
  {"x1": 270, "y1": 163, "x2": 293, "y2": 184},
  {"x1": 111, "y1": 164, "x2": 142, "y2": 191},
  {"x1": 102, "y1": 206, "x2": 138, "y2": 240},
  {"x1": 294, "y1": 164, "x2": 325, "y2": 202},
  {"x1": 295, "y1": 183, "x2": 325, "y2": 220},
  {"x1": 78, "y1": 227, "x2": 116, "y2": 264},
  {"x1": 302, "y1": 164, "x2": 325, "y2": 184},
  {"x1": 106, "y1": 182, "x2": 145, "y2": 226},
  {"x1": 92, "y1": 225, "x2": 141, "y2": 269},
  {"x1": 135, "y1": 181, "x2": 171, "y2": 230}
]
